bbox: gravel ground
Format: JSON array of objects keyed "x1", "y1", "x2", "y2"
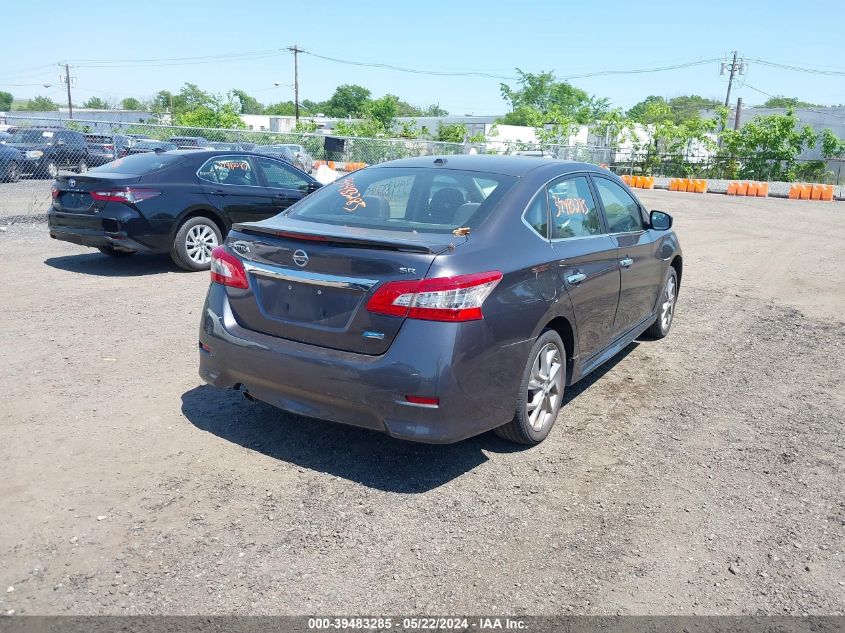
[
  {"x1": 0, "y1": 190, "x2": 843, "y2": 616},
  {"x1": 0, "y1": 179, "x2": 53, "y2": 223}
]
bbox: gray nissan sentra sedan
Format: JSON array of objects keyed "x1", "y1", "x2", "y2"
[{"x1": 198, "y1": 155, "x2": 682, "y2": 445}]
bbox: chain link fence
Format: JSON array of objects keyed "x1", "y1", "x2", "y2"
[{"x1": 1, "y1": 115, "x2": 843, "y2": 186}]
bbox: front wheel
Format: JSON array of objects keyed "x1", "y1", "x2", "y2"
[
  {"x1": 41, "y1": 160, "x2": 59, "y2": 179},
  {"x1": 171, "y1": 216, "x2": 222, "y2": 271},
  {"x1": 494, "y1": 329, "x2": 566, "y2": 445},
  {"x1": 644, "y1": 267, "x2": 678, "y2": 339},
  {"x1": 76, "y1": 158, "x2": 88, "y2": 173},
  {"x1": 3, "y1": 161, "x2": 20, "y2": 183}
]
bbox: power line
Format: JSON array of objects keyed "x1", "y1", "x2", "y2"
[{"x1": 749, "y1": 58, "x2": 845, "y2": 76}]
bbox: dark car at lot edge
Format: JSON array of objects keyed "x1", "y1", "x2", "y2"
[
  {"x1": 0, "y1": 143, "x2": 24, "y2": 182},
  {"x1": 48, "y1": 150, "x2": 321, "y2": 270},
  {"x1": 168, "y1": 136, "x2": 213, "y2": 150},
  {"x1": 127, "y1": 140, "x2": 177, "y2": 155},
  {"x1": 253, "y1": 144, "x2": 312, "y2": 173},
  {"x1": 199, "y1": 155, "x2": 682, "y2": 445},
  {"x1": 6, "y1": 128, "x2": 89, "y2": 178},
  {"x1": 84, "y1": 133, "x2": 134, "y2": 166}
]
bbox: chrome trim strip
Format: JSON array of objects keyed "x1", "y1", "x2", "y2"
[{"x1": 242, "y1": 260, "x2": 378, "y2": 291}]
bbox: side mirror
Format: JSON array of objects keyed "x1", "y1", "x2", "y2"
[
  {"x1": 306, "y1": 181, "x2": 322, "y2": 193},
  {"x1": 650, "y1": 210, "x2": 673, "y2": 231}
]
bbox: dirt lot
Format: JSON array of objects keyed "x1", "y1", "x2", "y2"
[{"x1": 0, "y1": 187, "x2": 843, "y2": 616}]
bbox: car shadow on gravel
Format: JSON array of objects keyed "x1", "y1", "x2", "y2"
[
  {"x1": 44, "y1": 253, "x2": 180, "y2": 276},
  {"x1": 180, "y1": 344, "x2": 638, "y2": 493}
]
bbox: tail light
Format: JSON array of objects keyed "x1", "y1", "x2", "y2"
[
  {"x1": 51, "y1": 186, "x2": 59, "y2": 199},
  {"x1": 366, "y1": 271, "x2": 502, "y2": 322},
  {"x1": 103, "y1": 144, "x2": 114, "y2": 150},
  {"x1": 90, "y1": 188, "x2": 161, "y2": 204},
  {"x1": 210, "y1": 246, "x2": 249, "y2": 289}
]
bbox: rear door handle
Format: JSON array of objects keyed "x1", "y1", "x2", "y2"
[
  {"x1": 567, "y1": 272, "x2": 587, "y2": 284},
  {"x1": 620, "y1": 257, "x2": 633, "y2": 267},
  {"x1": 210, "y1": 189, "x2": 228, "y2": 196}
]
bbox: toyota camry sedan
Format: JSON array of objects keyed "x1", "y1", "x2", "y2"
[
  {"x1": 198, "y1": 155, "x2": 682, "y2": 444},
  {"x1": 48, "y1": 150, "x2": 319, "y2": 270}
]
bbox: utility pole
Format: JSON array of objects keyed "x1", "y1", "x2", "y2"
[
  {"x1": 61, "y1": 63, "x2": 74, "y2": 119},
  {"x1": 723, "y1": 51, "x2": 739, "y2": 109},
  {"x1": 288, "y1": 45, "x2": 301, "y2": 123},
  {"x1": 734, "y1": 97, "x2": 743, "y2": 130}
]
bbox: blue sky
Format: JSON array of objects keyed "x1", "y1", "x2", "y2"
[{"x1": 1, "y1": 0, "x2": 842, "y2": 114}]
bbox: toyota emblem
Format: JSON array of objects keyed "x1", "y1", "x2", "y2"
[
  {"x1": 68, "y1": 178, "x2": 76, "y2": 188},
  {"x1": 292, "y1": 249, "x2": 309, "y2": 267}
]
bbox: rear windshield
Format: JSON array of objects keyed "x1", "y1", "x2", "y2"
[
  {"x1": 287, "y1": 167, "x2": 516, "y2": 233},
  {"x1": 91, "y1": 153, "x2": 183, "y2": 174}
]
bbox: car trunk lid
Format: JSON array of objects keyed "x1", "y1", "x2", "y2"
[
  {"x1": 225, "y1": 219, "x2": 461, "y2": 355},
  {"x1": 53, "y1": 172, "x2": 141, "y2": 213}
]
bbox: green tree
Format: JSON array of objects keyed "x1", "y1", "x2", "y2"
[
  {"x1": 24, "y1": 95, "x2": 59, "y2": 111},
  {"x1": 82, "y1": 96, "x2": 110, "y2": 109},
  {"x1": 0, "y1": 91, "x2": 12, "y2": 111},
  {"x1": 667, "y1": 95, "x2": 720, "y2": 123},
  {"x1": 437, "y1": 123, "x2": 469, "y2": 143},
  {"x1": 721, "y1": 109, "x2": 817, "y2": 180},
  {"x1": 627, "y1": 96, "x2": 667, "y2": 123},
  {"x1": 121, "y1": 97, "x2": 144, "y2": 110},
  {"x1": 422, "y1": 103, "x2": 449, "y2": 116},
  {"x1": 176, "y1": 103, "x2": 245, "y2": 129},
  {"x1": 264, "y1": 101, "x2": 297, "y2": 116},
  {"x1": 761, "y1": 96, "x2": 818, "y2": 109},
  {"x1": 820, "y1": 129, "x2": 845, "y2": 158},
  {"x1": 231, "y1": 89, "x2": 264, "y2": 114},
  {"x1": 500, "y1": 69, "x2": 606, "y2": 126},
  {"x1": 366, "y1": 94, "x2": 399, "y2": 131},
  {"x1": 324, "y1": 84, "x2": 371, "y2": 117}
]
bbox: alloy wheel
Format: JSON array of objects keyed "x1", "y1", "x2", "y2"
[
  {"x1": 525, "y1": 342, "x2": 564, "y2": 432},
  {"x1": 6, "y1": 162, "x2": 18, "y2": 182},
  {"x1": 78, "y1": 160, "x2": 88, "y2": 173},
  {"x1": 185, "y1": 224, "x2": 218, "y2": 265},
  {"x1": 47, "y1": 162, "x2": 58, "y2": 178},
  {"x1": 661, "y1": 275, "x2": 676, "y2": 331}
]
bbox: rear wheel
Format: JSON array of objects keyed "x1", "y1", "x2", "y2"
[
  {"x1": 171, "y1": 216, "x2": 222, "y2": 271},
  {"x1": 97, "y1": 246, "x2": 136, "y2": 258},
  {"x1": 494, "y1": 329, "x2": 566, "y2": 445},
  {"x1": 644, "y1": 267, "x2": 678, "y2": 339},
  {"x1": 3, "y1": 161, "x2": 19, "y2": 183}
]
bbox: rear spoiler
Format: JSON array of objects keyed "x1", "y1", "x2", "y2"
[{"x1": 233, "y1": 223, "x2": 445, "y2": 254}]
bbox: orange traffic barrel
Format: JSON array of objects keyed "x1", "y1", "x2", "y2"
[
  {"x1": 694, "y1": 179, "x2": 707, "y2": 193},
  {"x1": 644, "y1": 176, "x2": 655, "y2": 189},
  {"x1": 669, "y1": 178, "x2": 679, "y2": 191},
  {"x1": 799, "y1": 184, "x2": 812, "y2": 199},
  {"x1": 746, "y1": 182, "x2": 759, "y2": 196},
  {"x1": 756, "y1": 182, "x2": 769, "y2": 197},
  {"x1": 811, "y1": 184, "x2": 823, "y2": 200},
  {"x1": 788, "y1": 184, "x2": 801, "y2": 199},
  {"x1": 727, "y1": 182, "x2": 738, "y2": 195},
  {"x1": 736, "y1": 182, "x2": 749, "y2": 196}
]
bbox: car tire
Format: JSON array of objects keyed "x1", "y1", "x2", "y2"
[
  {"x1": 77, "y1": 158, "x2": 88, "y2": 173},
  {"x1": 494, "y1": 329, "x2": 566, "y2": 445},
  {"x1": 97, "y1": 246, "x2": 136, "y2": 258},
  {"x1": 171, "y1": 216, "x2": 222, "y2": 272},
  {"x1": 41, "y1": 159, "x2": 59, "y2": 179},
  {"x1": 3, "y1": 161, "x2": 20, "y2": 183},
  {"x1": 644, "y1": 267, "x2": 678, "y2": 339}
]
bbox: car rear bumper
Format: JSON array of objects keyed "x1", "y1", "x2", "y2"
[
  {"x1": 48, "y1": 208, "x2": 157, "y2": 252},
  {"x1": 198, "y1": 284, "x2": 531, "y2": 444}
]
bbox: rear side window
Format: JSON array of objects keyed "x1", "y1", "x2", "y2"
[
  {"x1": 593, "y1": 177, "x2": 644, "y2": 233},
  {"x1": 287, "y1": 167, "x2": 516, "y2": 234},
  {"x1": 548, "y1": 176, "x2": 603, "y2": 239},
  {"x1": 523, "y1": 193, "x2": 548, "y2": 238},
  {"x1": 91, "y1": 153, "x2": 184, "y2": 174},
  {"x1": 197, "y1": 156, "x2": 258, "y2": 186}
]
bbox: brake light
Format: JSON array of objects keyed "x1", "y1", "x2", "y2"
[
  {"x1": 90, "y1": 188, "x2": 161, "y2": 204},
  {"x1": 366, "y1": 271, "x2": 502, "y2": 322},
  {"x1": 51, "y1": 186, "x2": 59, "y2": 199},
  {"x1": 103, "y1": 144, "x2": 113, "y2": 150},
  {"x1": 210, "y1": 246, "x2": 249, "y2": 289}
]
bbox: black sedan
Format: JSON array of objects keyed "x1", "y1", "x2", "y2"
[
  {"x1": 0, "y1": 143, "x2": 23, "y2": 182},
  {"x1": 48, "y1": 150, "x2": 320, "y2": 271},
  {"x1": 199, "y1": 155, "x2": 682, "y2": 444},
  {"x1": 127, "y1": 140, "x2": 177, "y2": 155}
]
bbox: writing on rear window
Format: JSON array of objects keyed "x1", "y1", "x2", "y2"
[{"x1": 338, "y1": 179, "x2": 366, "y2": 212}]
